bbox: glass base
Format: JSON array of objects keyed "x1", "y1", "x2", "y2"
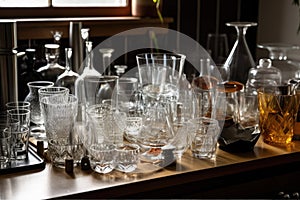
[{"x1": 139, "y1": 148, "x2": 164, "y2": 164}]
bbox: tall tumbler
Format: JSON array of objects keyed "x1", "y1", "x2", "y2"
[{"x1": 40, "y1": 94, "x2": 84, "y2": 168}]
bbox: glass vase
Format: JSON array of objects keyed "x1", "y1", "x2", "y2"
[{"x1": 224, "y1": 22, "x2": 257, "y2": 85}]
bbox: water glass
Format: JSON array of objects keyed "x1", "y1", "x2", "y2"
[
  {"x1": 37, "y1": 86, "x2": 69, "y2": 140},
  {"x1": 88, "y1": 143, "x2": 116, "y2": 174},
  {"x1": 115, "y1": 143, "x2": 140, "y2": 173},
  {"x1": 86, "y1": 103, "x2": 126, "y2": 145},
  {"x1": 40, "y1": 94, "x2": 83, "y2": 168},
  {"x1": 7, "y1": 108, "x2": 30, "y2": 130},
  {"x1": 190, "y1": 117, "x2": 220, "y2": 160},
  {"x1": 5, "y1": 127, "x2": 30, "y2": 160}
]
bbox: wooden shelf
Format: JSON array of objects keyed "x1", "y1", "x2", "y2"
[{"x1": 15, "y1": 17, "x2": 174, "y2": 40}]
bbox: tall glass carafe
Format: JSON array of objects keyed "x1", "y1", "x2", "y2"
[
  {"x1": 56, "y1": 48, "x2": 79, "y2": 94},
  {"x1": 224, "y1": 22, "x2": 257, "y2": 85},
  {"x1": 74, "y1": 41, "x2": 101, "y2": 122},
  {"x1": 37, "y1": 44, "x2": 65, "y2": 83}
]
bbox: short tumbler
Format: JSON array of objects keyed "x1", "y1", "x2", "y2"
[{"x1": 190, "y1": 117, "x2": 220, "y2": 160}]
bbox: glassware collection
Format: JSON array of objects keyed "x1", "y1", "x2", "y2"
[{"x1": 1, "y1": 21, "x2": 300, "y2": 176}]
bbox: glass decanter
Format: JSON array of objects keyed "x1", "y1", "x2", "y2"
[
  {"x1": 37, "y1": 44, "x2": 65, "y2": 83},
  {"x1": 224, "y1": 22, "x2": 257, "y2": 85},
  {"x1": 74, "y1": 41, "x2": 101, "y2": 122},
  {"x1": 257, "y1": 43, "x2": 300, "y2": 83},
  {"x1": 56, "y1": 48, "x2": 79, "y2": 94}
]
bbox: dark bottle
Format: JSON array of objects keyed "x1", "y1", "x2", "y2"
[
  {"x1": 37, "y1": 44, "x2": 65, "y2": 83},
  {"x1": 18, "y1": 48, "x2": 43, "y2": 100}
]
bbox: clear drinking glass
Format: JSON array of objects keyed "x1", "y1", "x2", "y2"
[
  {"x1": 37, "y1": 86, "x2": 70, "y2": 140},
  {"x1": 224, "y1": 22, "x2": 257, "y2": 85},
  {"x1": 56, "y1": 48, "x2": 79, "y2": 94},
  {"x1": 40, "y1": 94, "x2": 83, "y2": 168}
]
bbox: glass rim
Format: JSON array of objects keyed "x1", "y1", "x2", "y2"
[
  {"x1": 136, "y1": 52, "x2": 186, "y2": 61},
  {"x1": 6, "y1": 101, "x2": 30, "y2": 108},
  {"x1": 83, "y1": 75, "x2": 119, "y2": 83},
  {"x1": 38, "y1": 86, "x2": 69, "y2": 94},
  {"x1": 40, "y1": 94, "x2": 78, "y2": 106},
  {"x1": 27, "y1": 81, "x2": 54, "y2": 88}
]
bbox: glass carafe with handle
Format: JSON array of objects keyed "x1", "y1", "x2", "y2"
[
  {"x1": 56, "y1": 48, "x2": 79, "y2": 94},
  {"x1": 224, "y1": 22, "x2": 257, "y2": 85},
  {"x1": 75, "y1": 41, "x2": 101, "y2": 122}
]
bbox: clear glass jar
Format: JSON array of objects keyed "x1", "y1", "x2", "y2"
[
  {"x1": 257, "y1": 43, "x2": 300, "y2": 83},
  {"x1": 246, "y1": 58, "x2": 282, "y2": 95}
]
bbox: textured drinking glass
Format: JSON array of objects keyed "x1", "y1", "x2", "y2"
[
  {"x1": 115, "y1": 143, "x2": 140, "y2": 173},
  {"x1": 40, "y1": 94, "x2": 83, "y2": 168},
  {"x1": 37, "y1": 86, "x2": 69, "y2": 140},
  {"x1": 88, "y1": 143, "x2": 116, "y2": 174},
  {"x1": 258, "y1": 86, "x2": 299, "y2": 146},
  {"x1": 86, "y1": 103, "x2": 126, "y2": 145},
  {"x1": 190, "y1": 117, "x2": 220, "y2": 160}
]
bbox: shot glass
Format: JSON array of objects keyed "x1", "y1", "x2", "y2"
[
  {"x1": 88, "y1": 143, "x2": 116, "y2": 174},
  {"x1": 189, "y1": 117, "x2": 220, "y2": 160},
  {"x1": 115, "y1": 144, "x2": 140, "y2": 173}
]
